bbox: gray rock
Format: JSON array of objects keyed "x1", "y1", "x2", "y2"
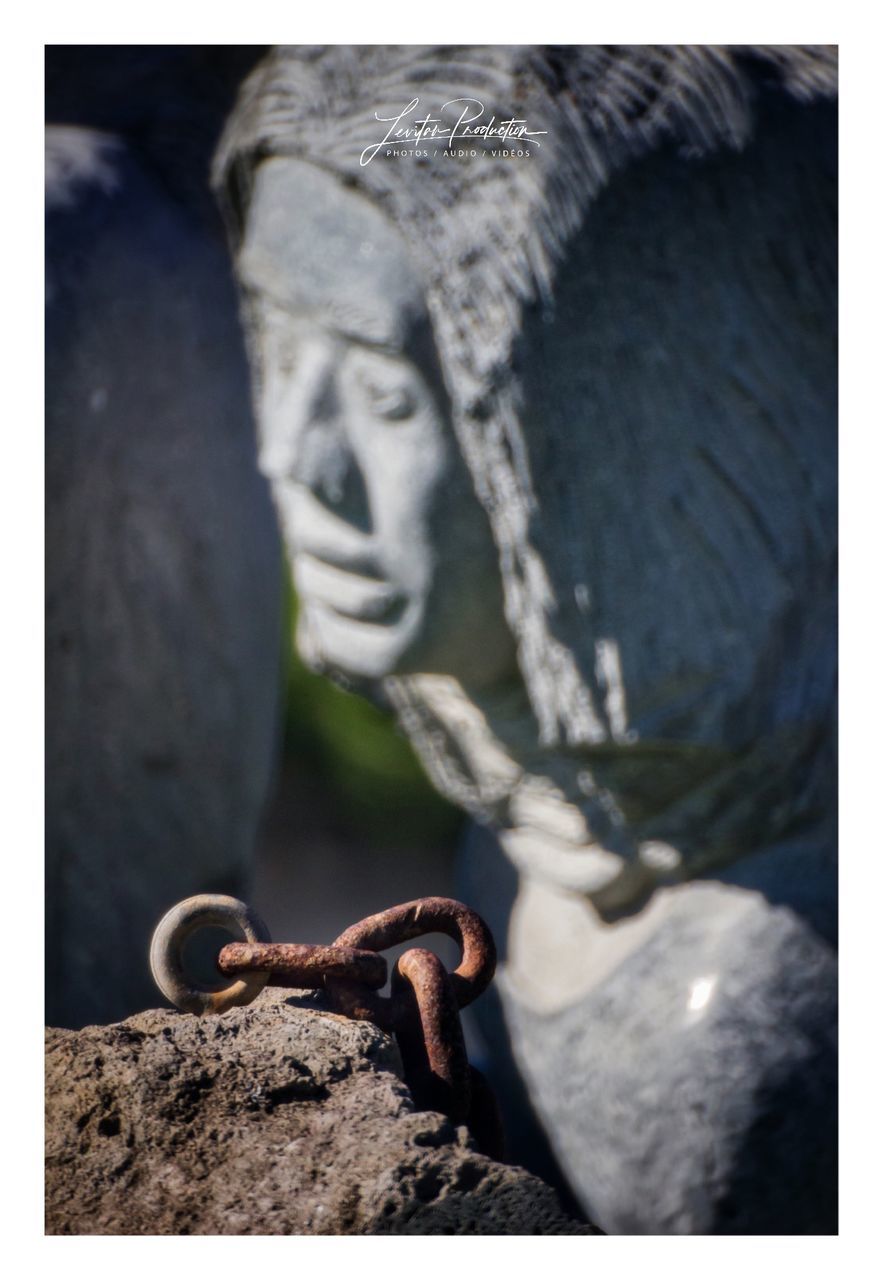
[
  {"x1": 45, "y1": 121, "x2": 282, "y2": 1031},
  {"x1": 500, "y1": 872, "x2": 836, "y2": 1233},
  {"x1": 44, "y1": 991, "x2": 596, "y2": 1235}
]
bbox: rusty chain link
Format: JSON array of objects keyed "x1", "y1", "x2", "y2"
[
  {"x1": 150, "y1": 894, "x2": 504, "y2": 1160},
  {"x1": 217, "y1": 940, "x2": 387, "y2": 989}
]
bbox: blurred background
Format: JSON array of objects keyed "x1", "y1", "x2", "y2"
[
  {"x1": 254, "y1": 581, "x2": 464, "y2": 956},
  {"x1": 45, "y1": 45, "x2": 464, "y2": 1030}
]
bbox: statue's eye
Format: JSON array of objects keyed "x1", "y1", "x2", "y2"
[{"x1": 363, "y1": 382, "x2": 416, "y2": 421}]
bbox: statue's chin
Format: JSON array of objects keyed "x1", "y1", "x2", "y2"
[{"x1": 295, "y1": 599, "x2": 422, "y2": 682}]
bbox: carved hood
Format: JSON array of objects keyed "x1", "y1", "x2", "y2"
[{"x1": 213, "y1": 46, "x2": 837, "y2": 894}]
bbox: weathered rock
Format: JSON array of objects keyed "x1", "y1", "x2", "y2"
[{"x1": 45, "y1": 990, "x2": 596, "y2": 1235}]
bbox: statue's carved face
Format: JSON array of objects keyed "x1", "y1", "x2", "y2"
[{"x1": 239, "y1": 158, "x2": 514, "y2": 688}]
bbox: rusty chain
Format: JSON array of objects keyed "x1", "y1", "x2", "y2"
[{"x1": 150, "y1": 894, "x2": 504, "y2": 1160}]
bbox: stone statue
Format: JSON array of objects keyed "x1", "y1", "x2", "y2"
[
  {"x1": 46, "y1": 48, "x2": 281, "y2": 1029},
  {"x1": 213, "y1": 45, "x2": 838, "y2": 1233}
]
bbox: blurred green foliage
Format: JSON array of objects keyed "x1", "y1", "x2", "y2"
[{"x1": 279, "y1": 573, "x2": 461, "y2": 847}]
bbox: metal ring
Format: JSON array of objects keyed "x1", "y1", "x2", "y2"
[
  {"x1": 330, "y1": 897, "x2": 496, "y2": 1012},
  {"x1": 391, "y1": 948, "x2": 472, "y2": 1123},
  {"x1": 325, "y1": 897, "x2": 497, "y2": 1032},
  {"x1": 149, "y1": 894, "x2": 272, "y2": 1015}
]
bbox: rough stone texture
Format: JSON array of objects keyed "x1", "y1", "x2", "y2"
[{"x1": 45, "y1": 990, "x2": 596, "y2": 1235}]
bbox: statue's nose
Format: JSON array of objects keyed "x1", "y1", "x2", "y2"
[
  {"x1": 295, "y1": 414, "x2": 371, "y2": 532},
  {"x1": 261, "y1": 353, "x2": 372, "y2": 532}
]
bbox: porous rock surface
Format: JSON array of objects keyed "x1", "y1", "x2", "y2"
[{"x1": 45, "y1": 989, "x2": 595, "y2": 1235}]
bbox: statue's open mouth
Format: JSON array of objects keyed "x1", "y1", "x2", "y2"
[{"x1": 294, "y1": 551, "x2": 407, "y2": 625}]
